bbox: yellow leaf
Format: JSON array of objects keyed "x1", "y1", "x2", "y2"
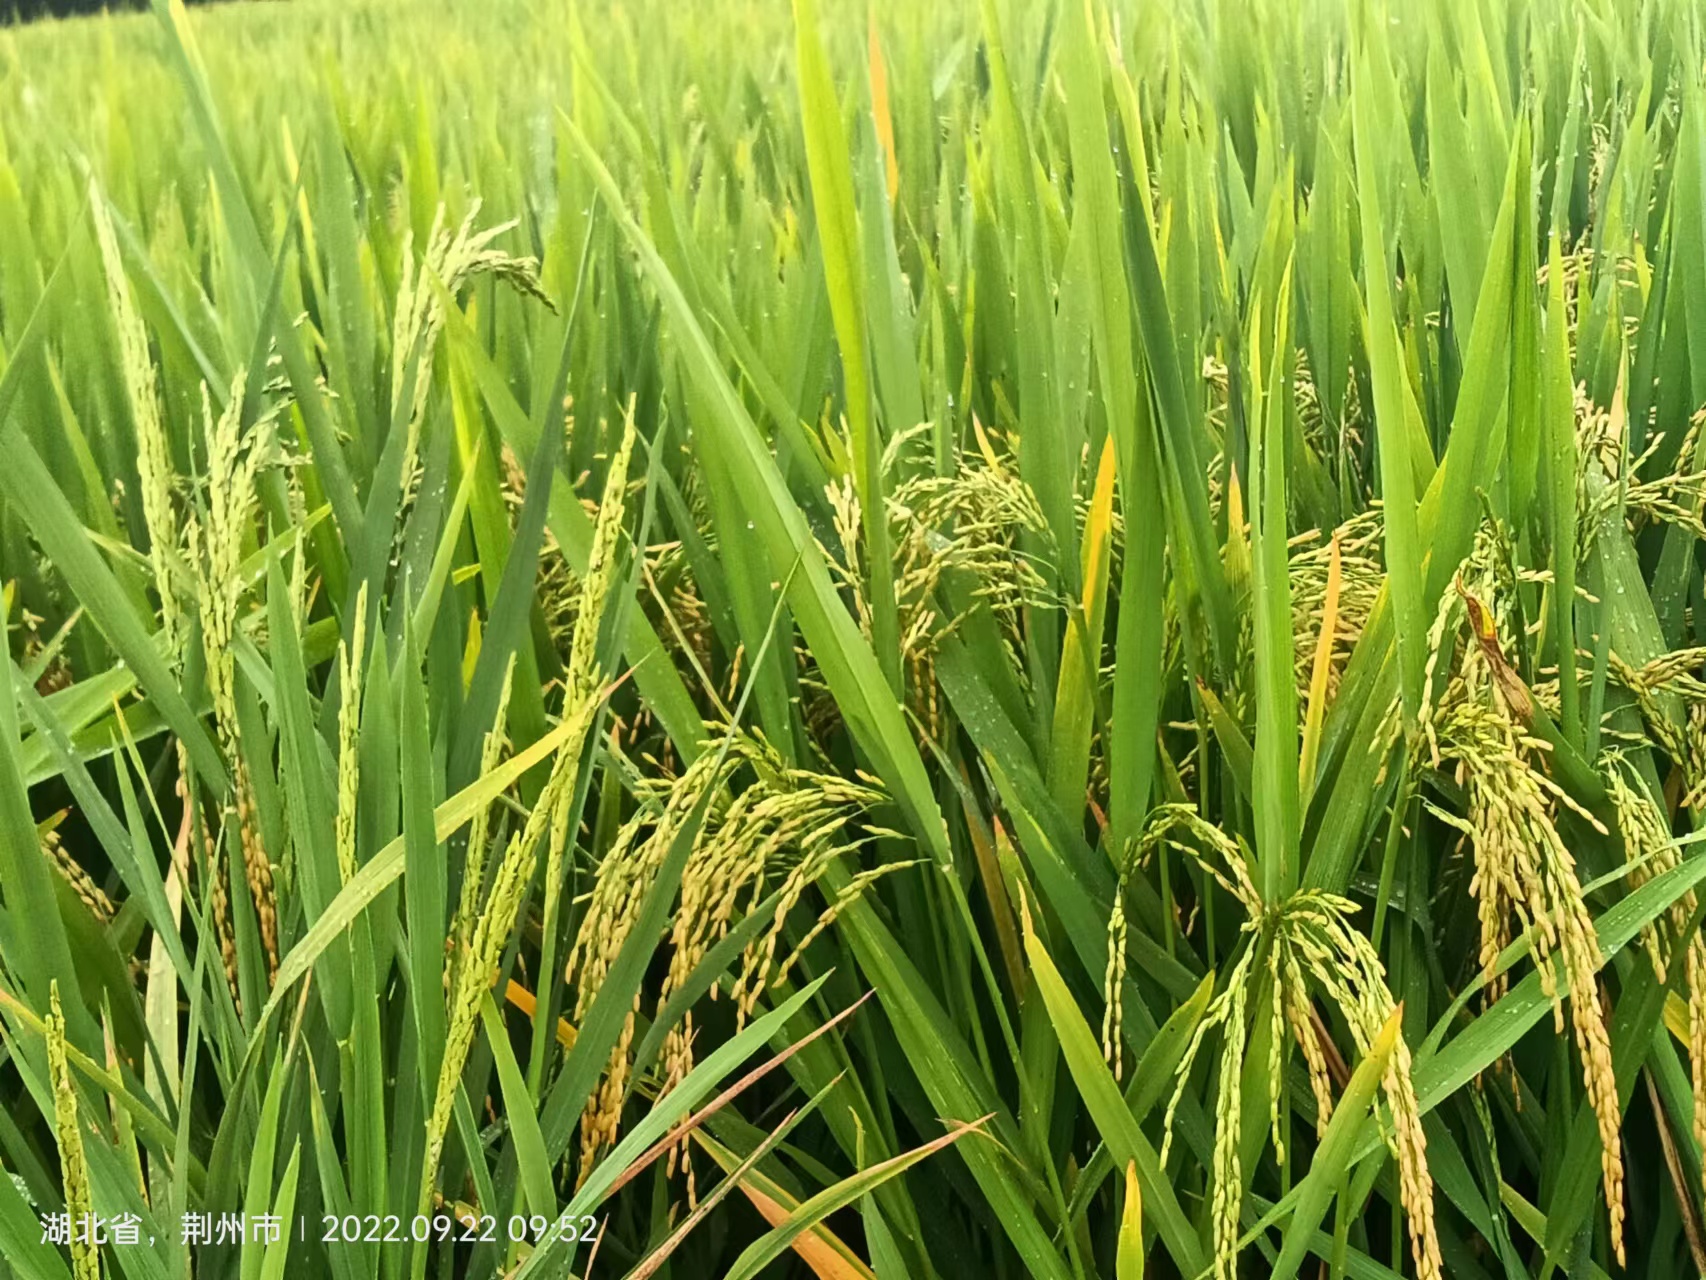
[
  {"x1": 1117, "y1": 1161, "x2": 1145, "y2": 1280},
  {"x1": 1300, "y1": 531, "x2": 1341, "y2": 795},
  {"x1": 867, "y1": 12, "x2": 899, "y2": 204},
  {"x1": 503, "y1": 980, "x2": 576, "y2": 1049}
]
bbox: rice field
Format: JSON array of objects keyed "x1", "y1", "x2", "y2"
[{"x1": 3, "y1": 0, "x2": 1706, "y2": 1275}]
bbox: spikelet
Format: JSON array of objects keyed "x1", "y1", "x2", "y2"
[
  {"x1": 189, "y1": 371, "x2": 279, "y2": 982},
  {"x1": 421, "y1": 730, "x2": 587, "y2": 1220},
  {"x1": 1161, "y1": 941, "x2": 1254, "y2": 1280},
  {"x1": 390, "y1": 201, "x2": 553, "y2": 487},
  {"x1": 1603, "y1": 751, "x2": 1706, "y2": 1199},
  {"x1": 566, "y1": 746, "x2": 731, "y2": 1182},
  {"x1": 1150, "y1": 812, "x2": 1441, "y2": 1280},
  {"x1": 1287, "y1": 508, "x2": 1383, "y2": 700},
  {"x1": 446, "y1": 655, "x2": 514, "y2": 995},
  {"x1": 40, "y1": 819, "x2": 114, "y2": 924},
  {"x1": 46, "y1": 983, "x2": 98, "y2": 1280},
  {"x1": 1102, "y1": 863, "x2": 1130, "y2": 1079},
  {"x1": 1417, "y1": 535, "x2": 1625, "y2": 1262},
  {"x1": 91, "y1": 179, "x2": 181, "y2": 658},
  {"x1": 334, "y1": 585, "x2": 369, "y2": 889},
  {"x1": 421, "y1": 411, "x2": 634, "y2": 1214},
  {"x1": 1282, "y1": 892, "x2": 1441, "y2": 1280}
]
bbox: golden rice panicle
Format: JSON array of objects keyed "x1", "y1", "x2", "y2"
[
  {"x1": 568, "y1": 749, "x2": 729, "y2": 1182},
  {"x1": 1601, "y1": 686, "x2": 1706, "y2": 1193},
  {"x1": 1301, "y1": 897, "x2": 1443, "y2": 1280},
  {"x1": 1440, "y1": 712, "x2": 1623, "y2": 1257},
  {"x1": 334, "y1": 584, "x2": 370, "y2": 889},
  {"x1": 1604, "y1": 650, "x2": 1706, "y2": 805},
  {"x1": 1378, "y1": 1026, "x2": 1441, "y2": 1280},
  {"x1": 656, "y1": 744, "x2": 886, "y2": 1106},
  {"x1": 725, "y1": 763, "x2": 884, "y2": 1025},
  {"x1": 877, "y1": 456, "x2": 1054, "y2": 716},
  {"x1": 766, "y1": 859, "x2": 909, "y2": 994},
  {"x1": 1287, "y1": 509, "x2": 1383, "y2": 699},
  {"x1": 41, "y1": 820, "x2": 115, "y2": 924},
  {"x1": 47, "y1": 982, "x2": 98, "y2": 1280},
  {"x1": 1555, "y1": 863, "x2": 1626, "y2": 1263},
  {"x1": 1605, "y1": 758, "x2": 1688, "y2": 982},
  {"x1": 1421, "y1": 544, "x2": 1623, "y2": 1248},
  {"x1": 1688, "y1": 940, "x2": 1706, "y2": 1169}
]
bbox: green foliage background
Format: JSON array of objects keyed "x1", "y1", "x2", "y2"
[{"x1": 2, "y1": 0, "x2": 1706, "y2": 1277}]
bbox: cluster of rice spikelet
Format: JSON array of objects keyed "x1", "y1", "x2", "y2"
[
  {"x1": 885, "y1": 463, "x2": 1056, "y2": 645},
  {"x1": 825, "y1": 447, "x2": 1053, "y2": 737},
  {"x1": 564, "y1": 727, "x2": 885, "y2": 1185},
  {"x1": 447, "y1": 656, "x2": 515, "y2": 994},
  {"x1": 1143, "y1": 805, "x2": 1442, "y2": 1280},
  {"x1": 422, "y1": 726, "x2": 586, "y2": 1219},
  {"x1": 40, "y1": 817, "x2": 115, "y2": 924},
  {"x1": 418, "y1": 414, "x2": 633, "y2": 1220},
  {"x1": 1287, "y1": 508, "x2": 1384, "y2": 700},
  {"x1": 390, "y1": 201, "x2": 552, "y2": 484},
  {"x1": 1415, "y1": 532, "x2": 1626, "y2": 1262},
  {"x1": 1605, "y1": 415, "x2": 1706, "y2": 545},
  {"x1": 187, "y1": 370, "x2": 281, "y2": 990},
  {"x1": 1604, "y1": 709, "x2": 1706, "y2": 1177},
  {"x1": 662, "y1": 738, "x2": 884, "y2": 1084},
  {"x1": 46, "y1": 982, "x2": 98, "y2": 1280},
  {"x1": 92, "y1": 175, "x2": 196, "y2": 971},
  {"x1": 91, "y1": 179, "x2": 182, "y2": 658},
  {"x1": 1560, "y1": 367, "x2": 1706, "y2": 1229},
  {"x1": 334, "y1": 585, "x2": 369, "y2": 889},
  {"x1": 565, "y1": 743, "x2": 733, "y2": 1184},
  {"x1": 1608, "y1": 647, "x2": 1706, "y2": 811}
]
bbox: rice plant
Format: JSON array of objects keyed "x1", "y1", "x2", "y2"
[{"x1": 3, "y1": 0, "x2": 1706, "y2": 1276}]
